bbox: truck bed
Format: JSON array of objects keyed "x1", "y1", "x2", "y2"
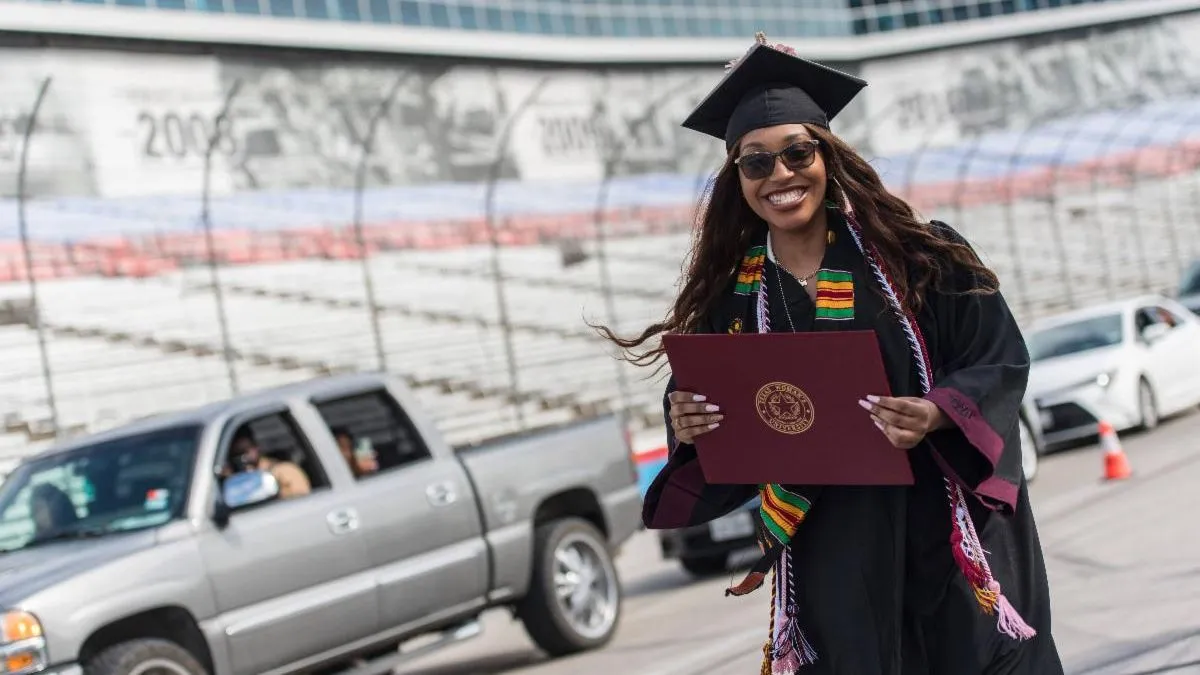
[{"x1": 454, "y1": 414, "x2": 643, "y2": 604}]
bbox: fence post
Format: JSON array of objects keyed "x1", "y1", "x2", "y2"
[
  {"x1": 1129, "y1": 106, "x2": 1193, "y2": 285},
  {"x1": 899, "y1": 122, "x2": 948, "y2": 208},
  {"x1": 1166, "y1": 108, "x2": 1200, "y2": 265},
  {"x1": 16, "y1": 76, "x2": 58, "y2": 438},
  {"x1": 483, "y1": 74, "x2": 553, "y2": 430},
  {"x1": 353, "y1": 74, "x2": 409, "y2": 374},
  {"x1": 1043, "y1": 109, "x2": 1110, "y2": 312},
  {"x1": 1085, "y1": 106, "x2": 1148, "y2": 299},
  {"x1": 592, "y1": 77, "x2": 700, "y2": 429},
  {"x1": 690, "y1": 143, "x2": 726, "y2": 203},
  {"x1": 947, "y1": 136, "x2": 987, "y2": 237},
  {"x1": 201, "y1": 80, "x2": 244, "y2": 396},
  {"x1": 994, "y1": 135, "x2": 1032, "y2": 319},
  {"x1": 1008, "y1": 124, "x2": 1074, "y2": 314},
  {"x1": 1122, "y1": 161, "x2": 1153, "y2": 294}
]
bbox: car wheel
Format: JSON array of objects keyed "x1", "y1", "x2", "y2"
[
  {"x1": 1138, "y1": 378, "x2": 1159, "y2": 431},
  {"x1": 1019, "y1": 417, "x2": 1039, "y2": 482},
  {"x1": 519, "y1": 517, "x2": 621, "y2": 657},
  {"x1": 84, "y1": 638, "x2": 207, "y2": 675},
  {"x1": 680, "y1": 554, "x2": 728, "y2": 577}
]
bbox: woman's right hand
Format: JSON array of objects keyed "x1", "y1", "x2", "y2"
[{"x1": 667, "y1": 391, "x2": 723, "y2": 444}]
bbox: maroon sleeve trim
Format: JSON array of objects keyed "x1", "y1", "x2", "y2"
[
  {"x1": 924, "y1": 386, "x2": 1017, "y2": 512},
  {"x1": 642, "y1": 459, "x2": 705, "y2": 529},
  {"x1": 925, "y1": 386, "x2": 1004, "y2": 466}
]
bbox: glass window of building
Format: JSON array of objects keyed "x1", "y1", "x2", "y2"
[{"x1": 33, "y1": 0, "x2": 1118, "y2": 38}]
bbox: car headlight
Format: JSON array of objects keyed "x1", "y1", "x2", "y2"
[
  {"x1": 0, "y1": 611, "x2": 47, "y2": 674},
  {"x1": 1063, "y1": 371, "x2": 1116, "y2": 391}
]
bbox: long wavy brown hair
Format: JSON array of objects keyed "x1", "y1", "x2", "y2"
[{"x1": 595, "y1": 123, "x2": 999, "y2": 370}]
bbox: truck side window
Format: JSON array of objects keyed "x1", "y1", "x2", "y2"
[
  {"x1": 313, "y1": 390, "x2": 432, "y2": 479},
  {"x1": 220, "y1": 412, "x2": 330, "y2": 500}
]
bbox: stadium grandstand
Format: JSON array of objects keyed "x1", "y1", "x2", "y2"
[{"x1": 0, "y1": 0, "x2": 1199, "y2": 475}]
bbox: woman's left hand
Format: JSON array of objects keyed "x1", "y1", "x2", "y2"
[{"x1": 859, "y1": 395, "x2": 948, "y2": 450}]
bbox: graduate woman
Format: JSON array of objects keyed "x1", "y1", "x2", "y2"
[{"x1": 600, "y1": 34, "x2": 1064, "y2": 674}]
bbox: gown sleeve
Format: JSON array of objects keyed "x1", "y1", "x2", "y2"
[
  {"x1": 640, "y1": 374, "x2": 759, "y2": 529},
  {"x1": 640, "y1": 288, "x2": 758, "y2": 530},
  {"x1": 921, "y1": 222, "x2": 1030, "y2": 514}
]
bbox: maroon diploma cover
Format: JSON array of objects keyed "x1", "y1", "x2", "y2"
[{"x1": 663, "y1": 330, "x2": 915, "y2": 486}]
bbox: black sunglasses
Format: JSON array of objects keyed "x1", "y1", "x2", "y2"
[{"x1": 734, "y1": 139, "x2": 820, "y2": 180}]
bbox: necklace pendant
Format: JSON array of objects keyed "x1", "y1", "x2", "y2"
[{"x1": 799, "y1": 278, "x2": 808, "y2": 287}]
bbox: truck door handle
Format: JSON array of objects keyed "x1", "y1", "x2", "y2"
[
  {"x1": 326, "y1": 508, "x2": 360, "y2": 535},
  {"x1": 425, "y1": 481, "x2": 458, "y2": 507}
]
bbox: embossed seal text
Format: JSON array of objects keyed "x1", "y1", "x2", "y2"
[{"x1": 755, "y1": 381, "x2": 815, "y2": 435}]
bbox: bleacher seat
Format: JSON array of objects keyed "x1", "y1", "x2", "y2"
[{"x1": 1, "y1": 146, "x2": 1198, "y2": 470}]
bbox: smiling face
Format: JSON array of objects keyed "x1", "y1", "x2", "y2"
[{"x1": 735, "y1": 124, "x2": 827, "y2": 233}]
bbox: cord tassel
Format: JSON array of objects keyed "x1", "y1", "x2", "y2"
[
  {"x1": 994, "y1": 582, "x2": 1038, "y2": 640},
  {"x1": 770, "y1": 549, "x2": 818, "y2": 673},
  {"x1": 843, "y1": 209, "x2": 1039, "y2": 644}
]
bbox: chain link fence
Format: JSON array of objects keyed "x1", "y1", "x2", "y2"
[{"x1": 2, "y1": 72, "x2": 1199, "y2": 469}]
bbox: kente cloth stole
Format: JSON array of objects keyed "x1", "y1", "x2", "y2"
[{"x1": 725, "y1": 211, "x2": 1036, "y2": 675}]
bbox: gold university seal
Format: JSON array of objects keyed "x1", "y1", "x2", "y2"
[{"x1": 755, "y1": 381, "x2": 815, "y2": 435}]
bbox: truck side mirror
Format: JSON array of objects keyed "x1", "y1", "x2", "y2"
[{"x1": 214, "y1": 471, "x2": 280, "y2": 527}]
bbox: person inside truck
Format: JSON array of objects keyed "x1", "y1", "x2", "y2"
[
  {"x1": 597, "y1": 33, "x2": 1062, "y2": 675},
  {"x1": 225, "y1": 426, "x2": 312, "y2": 499},
  {"x1": 29, "y1": 482, "x2": 79, "y2": 542},
  {"x1": 331, "y1": 426, "x2": 379, "y2": 479}
]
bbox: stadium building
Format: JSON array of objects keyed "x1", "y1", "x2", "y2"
[{"x1": 0, "y1": 0, "x2": 1198, "y2": 467}]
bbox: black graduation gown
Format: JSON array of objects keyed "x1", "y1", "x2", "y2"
[{"x1": 642, "y1": 216, "x2": 1064, "y2": 675}]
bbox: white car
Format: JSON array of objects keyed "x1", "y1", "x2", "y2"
[
  {"x1": 1017, "y1": 396, "x2": 1044, "y2": 482},
  {"x1": 1025, "y1": 295, "x2": 1200, "y2": 446}
]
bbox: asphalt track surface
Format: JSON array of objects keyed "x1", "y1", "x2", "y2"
[{"x1": 397, "y1": 410, "x2": 1200, "y2": 675}]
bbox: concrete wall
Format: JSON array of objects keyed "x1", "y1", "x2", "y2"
[{"x1": 1, "y1": 10, "x2": 1199, "y2": 226}]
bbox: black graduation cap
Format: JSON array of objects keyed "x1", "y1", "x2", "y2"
[{"x1": 681, "y1": 33, "x2": 868, "y2": 150}]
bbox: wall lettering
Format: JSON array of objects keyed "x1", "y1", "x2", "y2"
[{"x1": 136, "y1": 110, "x2": 237, "y2": 160}]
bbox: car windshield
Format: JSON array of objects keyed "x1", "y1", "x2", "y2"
[
  {"x1": 1027, "y1": 313, "x2": 1125, "y2": 362},
  {"x1": 0, "y1": 424, "x2": 202, "y2": 554}
]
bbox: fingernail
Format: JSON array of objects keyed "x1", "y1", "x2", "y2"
[
  {"x1": 866, "y1": 394, "x2": 880, "y2": 403},
  {"x1": 692, "y1": 394, "x2": 706, "y2": 402},
  {"x1": 858, "y1": 399, "x2": 873, "y2": 411},
  {"x1": 705, "y1": 404, "x2": 720, "y2": 412},
  {"x1": 709, "y1": 423, "x2": 720, "y2": 430},
  {"x1": 874, "y1": 419, "x2": 885, "y2": 430}
]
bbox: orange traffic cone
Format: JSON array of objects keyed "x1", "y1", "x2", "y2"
[{"x1": 1098, "y1": 420, "x2": 1132, "y2": 480}]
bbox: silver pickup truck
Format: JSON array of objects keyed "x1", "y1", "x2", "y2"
[{"x1": 0, "y1": 373, "x2": 642, "y2": 675}]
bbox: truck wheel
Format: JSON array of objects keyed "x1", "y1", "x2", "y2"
[
  {"x1": 680, "y1": 554, "x2": 728, "y2": 577},
  {"x1": 519, "y1": 517, "x2": 621, "y2": 657},
  {"x1": 85, "y1": 638, "x2": 206, "y2": 675}
]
